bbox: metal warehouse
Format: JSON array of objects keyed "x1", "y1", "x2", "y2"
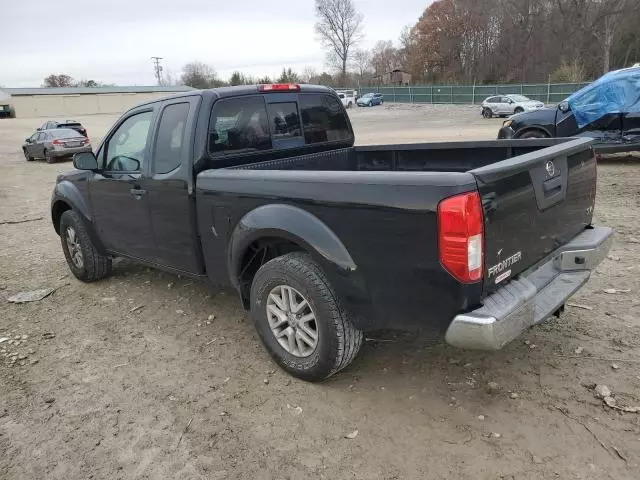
[{"x1": 0, "y1": 86, "x2": 194, "y2": 118}]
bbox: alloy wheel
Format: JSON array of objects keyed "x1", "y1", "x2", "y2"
[{"x1": 266, "y1": 285, "x2": 319, "y2": 357}]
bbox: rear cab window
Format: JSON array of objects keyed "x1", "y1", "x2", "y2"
[
  {"x1": 207, "y1": 90, "x2": 352, "y2": 157},
  {"x1": 299, "y1": 94, "x2": 352, "y2": 144}
]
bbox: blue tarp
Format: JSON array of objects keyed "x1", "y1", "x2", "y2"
[{"x1": 567, "y1": 66, "x2": 640, "y2": 128}]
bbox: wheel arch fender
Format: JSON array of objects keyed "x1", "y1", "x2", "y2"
[
  {"x1": 51, "y1": 180, "x2": 106, "y2": 253},
  {"x1": 514, "y1": 125, "x2": 553, "y2": 138},
  {"x1": 228, "y1": 204, "x2": 358, "y2": 288}
]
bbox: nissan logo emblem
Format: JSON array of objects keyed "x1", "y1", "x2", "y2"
[{"x1": 545, "y1": 160, "x2": 555, "y2": 177}]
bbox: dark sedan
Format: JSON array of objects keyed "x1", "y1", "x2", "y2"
[
  {"x1": 499, "y1": 66, "x2": 640, "y2": 153},
  {"x1": 498, "y1": 105, "x2": 640, "y2": 153},
  {"x1": 23, "y1": 128, "x2": 92, "y2": 163}
]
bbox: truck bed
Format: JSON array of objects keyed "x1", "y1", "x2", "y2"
[
  {"x1": 197, "y1": 137, "x2": 597, "y2": 330},
  {"x1": 229, "y1": 138, "x2": 575, "y2": 173}
]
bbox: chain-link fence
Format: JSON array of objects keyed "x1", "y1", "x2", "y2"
[{"x1": 351, "y1": 82, "x2": 589, "y2": 104}]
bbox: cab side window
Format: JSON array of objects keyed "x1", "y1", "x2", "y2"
[
  {"x1": 104, "y1": 111, "x2": 153, "y2": 172},
  {"x1": 154, "y1": 103, "x2": 190, "y2": 174},
  {"x1": 208, "y1": 96, "x2": 271, "y2": 155}
]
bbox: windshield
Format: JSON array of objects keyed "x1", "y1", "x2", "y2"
[
  {"x1": 509, "y1": 95, "x2": 532, "y2": 102},
  {"x1": 362, "y1": 93, "x2": 374, "y2": 98}
]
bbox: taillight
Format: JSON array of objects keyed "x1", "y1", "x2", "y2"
[
  {"x1": 437, "y1": 191, "x2": 484, "y2": 283},
  {"x1": 52, "y1": 139, "x2": 63, "y2": 145},
  {"x1": 258, "y1": 84, "x2": 300, "y2": 92}
]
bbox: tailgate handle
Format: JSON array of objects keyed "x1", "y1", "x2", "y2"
[
  {"x1": 543, "y1": 176, "x2": 562, "y2": 197},
  {"x1": 529, "y1": 156, "x2": 568, "y2": 210},
  {"x1": 130, "y1": 188, "x2": 147, "y2": 197}
]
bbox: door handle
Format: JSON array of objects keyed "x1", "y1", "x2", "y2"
[{"x1": 130, "y1": 188, "x2": 147, "y2": 196}]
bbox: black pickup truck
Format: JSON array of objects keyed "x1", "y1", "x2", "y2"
[{"x1": 51, "y1": 84, "x2": 612, "y2": 381}]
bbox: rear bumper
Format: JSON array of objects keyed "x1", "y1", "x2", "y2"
[
  {"x1": 50, "y1": 146, "x2": 92, "y2": 157},
  {"x1": 445, "y1": 226, "x2": 613, "y2": 350}
]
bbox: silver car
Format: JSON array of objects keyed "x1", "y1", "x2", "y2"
[
  {"x1": 23, "y1": 128, "x2": 92, "y2": 164},
  {"x1": 482, "y1": 94, "x2": 544, "y2": 118}
]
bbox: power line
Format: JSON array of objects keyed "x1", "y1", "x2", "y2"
[{"x1": 151, "y1": 57, "x2": 164, "y2": 85}]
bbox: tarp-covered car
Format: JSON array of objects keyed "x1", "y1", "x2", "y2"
[{"x1": 498, "y1": 66, "x2": 640, "y2": 152}]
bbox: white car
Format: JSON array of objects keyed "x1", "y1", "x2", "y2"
[
  {"x1": 336, "y1": 91, "x2": 355, "y2": 109},
  {"x1": 482, "y1": 94, "x2": 544, "y2": 118}
]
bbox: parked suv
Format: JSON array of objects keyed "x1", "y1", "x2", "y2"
[{"x1": 482, "y1": 95, "x2": 544, "y2": 118}]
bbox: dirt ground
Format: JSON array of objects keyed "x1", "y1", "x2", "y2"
[{"x1": 1, "y1": 105, "x2": 639, "y2": 480}]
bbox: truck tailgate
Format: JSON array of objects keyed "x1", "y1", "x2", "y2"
[{"x1": 471, "y1": 138, "x2": 597, "y2": 296}]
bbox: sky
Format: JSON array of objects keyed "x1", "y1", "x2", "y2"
[{"x1": 0, "y1": 0, "x2": 430, "y2": 87}]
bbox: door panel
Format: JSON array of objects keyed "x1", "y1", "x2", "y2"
[
  {"x1": 90, "y1": 174, "x2": 155, "y2": 259},
  {"x1": 89, "y1": 108, "x2": 157, "y2": 260},
  {"x1": 576, "y1": 113, "x2": 622, "y2": 143},
  {"x1": 34, "y1": 133, "x2": 46, "y2": 158},
  {"x1": 146, "y1": 97, "x2": 203, "y2": 273}
]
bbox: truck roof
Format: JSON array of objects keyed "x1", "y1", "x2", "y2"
[{"x1": 134, "y1": 84, "x2": 335, "y2": 109}]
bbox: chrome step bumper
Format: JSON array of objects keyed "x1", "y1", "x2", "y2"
[{"x1": 445, "y1": 226, "x2": 614, "y2": 350}]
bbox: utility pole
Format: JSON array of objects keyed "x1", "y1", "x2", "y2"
[{"x1": 151, "y1": 56, "x2": 164, "y2": 85}]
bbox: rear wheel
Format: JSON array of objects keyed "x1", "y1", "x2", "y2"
[
  {"x1": 250, "y1": 252, "x2": 363, "y2": 382},
  {"x1": 23, "y1": 148, "x2": 34, "y2": 162},
  {"x1": 518, "y1": 130, "x2": 548, "y2": 139},
  {"x1": 59, "y1": 210, "x2": 111, "y2": 282},
  {"x1": 44, "y1": 149, "x2": 55, "y2": 164},
  {"x1": 482, "y1": 107, "x2": 493, "y2": 118}
]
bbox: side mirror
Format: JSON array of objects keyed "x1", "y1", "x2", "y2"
[
  {"x1": 558, "y1": 101, "x2": 570, "y2": 113},
  {"x1": 36, "y1": 127, "x2": 42, "y2": 131},
  {"x1": 73, "y1": 151, "x2": 99, "y2": 171},
  {"x1": 25, "y1": 137, "x2": 31, "y2": 143}
]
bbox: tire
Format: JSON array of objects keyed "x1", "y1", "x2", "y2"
[
  {"x1": 59, "y1": 210, "x2": 111, "y2": 282},
  {"x1": 482, "y1": 107, "x2": 493, "y2": 118},
  {"x1": 250, "y1": 252, "x2": 363, "y2": 382},
  {"x1": 23, "y1": 148, "x2": 34, "y2": 162},
  {"x1": 514, "y1": 107, "x2": 524, "y2": 114},
  {"x1": 347, "y1": 102, "x2": 353, "y2": 109},
  {"x1": 518, "y1": 130, "x2": 548, "y2": 139},
  {"x1": 44, "y1": 149, "x2": 55, "y2": 164}
]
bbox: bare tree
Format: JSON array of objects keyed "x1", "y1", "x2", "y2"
[
  {"x1": 370, "y1": 41, "x2": 399, "y2": 76},
  {"x1": 301, "y1": 66, "x2": 319, "y2": 83},
  {"x1": 181, "y1": 61, "x2": 218, "y2": 89},
  {"x1": 315, "y1": 0, "x2": 364, "y2": 80},
  {"x1": 42, "y1": 74, "x2": 74, "y2": 88},
  {"x1": 592, "y1": 0, "x2": 632, "y2": 73},
  {"x1": 352, "y1": 49, "x2": 371, "y2": 78}
]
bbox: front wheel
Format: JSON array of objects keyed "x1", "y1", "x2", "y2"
[
  {"x1": 514, "y1": 107, "x2": 524, "y2": 114},
  {"x1": 482, "y1": 107, "x2": 493, "y2": 118},
  {"x1": 59, "y1": 210, "x2": 111, "y2": 282},
  {"x1": 23, "y1": 148, "x2": 34, "y2": 161},
  {"x1": 250, "y1": 252, "x2": 363, "y2": 382},
  {"x1": 518, "y1": 130, "x2": 548, "y2": 139}
]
